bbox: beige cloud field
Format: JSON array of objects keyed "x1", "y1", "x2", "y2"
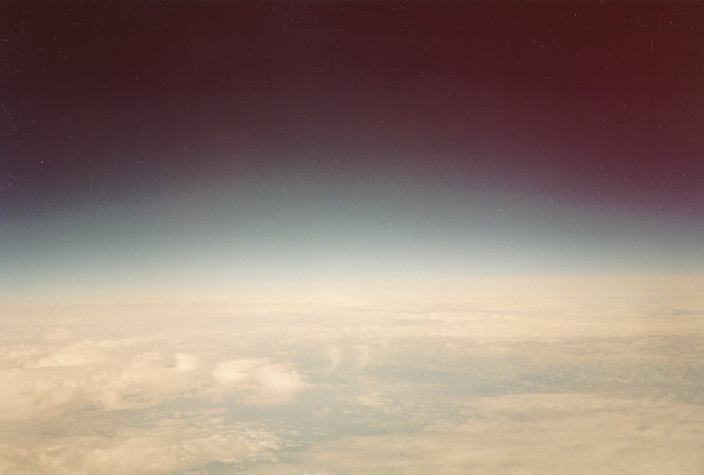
[{"x1": 0, "y1": 275, "x2": 702, "y2": 473}]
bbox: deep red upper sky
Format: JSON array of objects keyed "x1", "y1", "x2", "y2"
[{"x1": 0, "y1": 1, "x2": 700, "y2": 233}]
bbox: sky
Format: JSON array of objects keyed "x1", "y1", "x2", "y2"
[{"x1": 1, "y1": 2, "x2": 703, "y2": 301}]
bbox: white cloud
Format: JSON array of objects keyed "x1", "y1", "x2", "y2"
[
  {"x1": 254, "y1": 362, "x2": 307, "y2": 393},
  {"x1": 0, "y1": 368, "x2": 79, "y2": 421},
  {"x1": 0, "y1": 414, "x2": 279, "y2": 474},
  {"x1": 41, "y1": 327, "x2": 72, "y2": 342},
  {"x1": 256, "y1": 393, "x2": 704, "y2": 474},
  {"x1": 353, "y1": 344, "x2": 370, "y2": 370},
  {"x1": 1, "y1": 277, "x2": 702, "y2": 473},
  {"x1": 212, "y1": 359, "x2": 308, "y2": 406},
  {"x1": 0, "y1": 330, "x2": 310, "y2": 420},
  {"x1": 325, "y1": 345, "x2": 341, "y2": 372},
  {"x1": 354, "y1": 390, "x2": 386, "y2": 409},
  {"x1": 212, "y1": 358, "x2": 261, "y2": 384},
  {"x1": 24, "y1": 343, "x2": 104, "y2": 368},
  {"x1": 174, "y1": 352, "x2": 199, "y2": 371}
]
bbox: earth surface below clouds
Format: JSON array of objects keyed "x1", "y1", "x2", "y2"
[{"x1": 1, "y1": 279, "x2": 703, "y2": 474}]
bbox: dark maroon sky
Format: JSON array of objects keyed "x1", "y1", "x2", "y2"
[
  {"x1": 2, "y1": 2, "x2": 702, "y2": 209},
  {"x1": 1, "y1": 2, "x2": 703, "y2": 294}
]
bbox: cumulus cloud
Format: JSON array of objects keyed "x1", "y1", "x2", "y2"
[
  {"x1": 0, "y1": 317, "x2": 310, "y2": 472},
  {"x1": 0, "y1": 330, "x2": 310, "y2": 420},
  {"x1": 173, "y1": 352, "x2": 199, "y2": 371},
  {"x1": 213, "y1": 359, "x2": 308, "y2": 405},
  {"x1": 23, "y1": 342, "x2": 104, "y2": 368},
  {"x1": 322, "y1": 343, "x2": 372, "y2": 374}
]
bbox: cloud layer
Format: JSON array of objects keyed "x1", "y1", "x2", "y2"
[{"x1": 1, "y1": 276, "x2": 703, "y2": 473}]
